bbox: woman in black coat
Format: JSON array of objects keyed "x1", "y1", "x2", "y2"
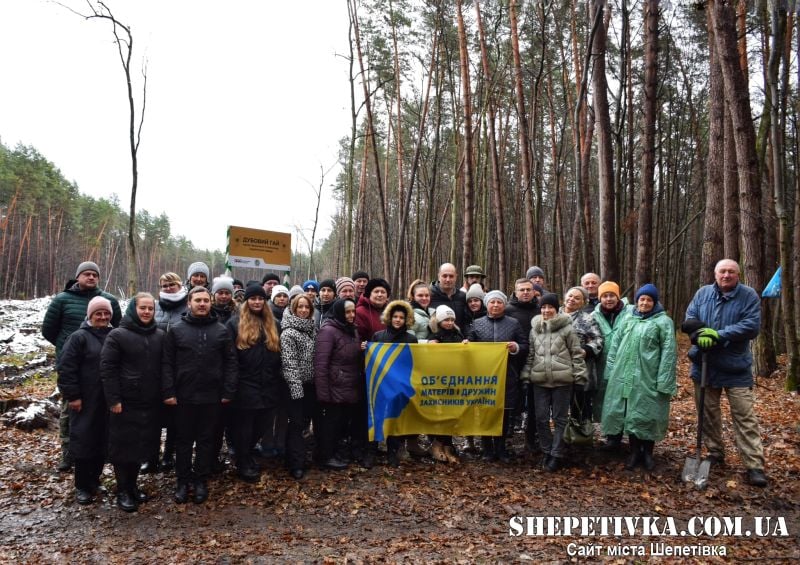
[
  {"x1": 226, "y1": 285, "x2": 282, "y2": 482},
  {"x1": 56, "y1": 296, "x2": 114, "y2": 505},
  {"x1": 100, "y1": 293, "x2": 164, "y2": 512},
  {"x1": 314, "y1": 298, "x2": 363, "y2": 469}
]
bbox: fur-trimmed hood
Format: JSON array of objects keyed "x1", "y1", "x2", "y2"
[{"x1": 381, "y1": 300, "x2": 415, "y2": 328}]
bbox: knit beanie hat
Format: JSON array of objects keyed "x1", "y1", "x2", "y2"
[
  {"x1": 483, "y1": 290, "x2": 507, "y2": 307},
  {"x1": 635, "y1": 283, "x2": 659, "y2": 304},
  {"x1": 319, "y1": 279, "x2": 336, "y2": 292},
  {"x1": 539, "y1": 293, "x2": 560, "y2": 310},
  {"x1": 271, "y1": 285, "x2": 290, "y2": 299},
  {"x1": 289, "y1": 285, "x2": 304, "y2": 300},
  {"x1": 187, "y1": 262, "x2": 210, "y2": 281},
  {"x1": 261, "y1": 273, "x2": 280, "y2": 284},
  {"x1": 303, "y1": 280, "x2": 320, "y2": 293},
  {"x1": 526, "y1": 266, "x2": 545, "y2": 280},
  {"x1": 211, "y1": 276, "x2": 234, "y2": 295},
  {"x1": 351, "y1": 270, "x2": 369, "y2": 281},
  {"x1": 87, "y1": 296, "x2": 112, "y2": 319},
  {"x1": 244, "y1": 283, "x2": 267, "y2": 300},
  {"x1": 335, "y1": 277, "x2": 356, "y2": 295},
  {"x1": 434, "y1": 305, "x2": 456, "y2": 321},
  {"x1": 466, "y1": 283, "x2": 485, "y2": 301},
  {"x1": 598, "y1": 281, "x2": 620, "y2": 298},
  {"x1": 364, "y1": 278, "x2": 391, "y2": 298},
  {"x1": 76, "y1": 261, "x2": 100, "y2": 278}
]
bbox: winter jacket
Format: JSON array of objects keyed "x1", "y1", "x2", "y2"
[
  {"x1": 280, "y1": 311, "x2": 317, "y2": 400},
  {"x1": 562, "y1": 308, "x2": 604, "y2": 391},
  {"x1": 462, "y1": 304, "x2": 487, "y2": 337},
  {"x1": 154, "y1": 294, "x2": 188, "y2": 332},
  {"x1": 685, "y1": 282, "x2": 760, "y2": 388},
  {"x1": 43, "y1": 284, "x2": 121, "y2": 359},
  {"x1": 226, "y1": 318, "x2": 282, "y2": 410},
  {"x1": 269, "y1": 302, "x2": 286, "y2": 327},
  {"x1": 212, "y1": 302, "x2": 238, "y2": 325},
  {"x1": 467, "y1": 314, "x2": 529, "y2": 410},
  {"x1": 161, "y1": 312, "x2": 238, "y2": 404},
  {"x1": 431, "y1": 326, "x2": 465, "y2": 344},
  {"x1": 354, "y1": 294, "x2": 385, "y2": 341},
  {"x1": 100, "y1": 316, "x2": 164, "y2": 463},
  {"x1": 56, "y1": 321, "x2": 112, "y2": 459},
  {"x1": 314, "y1": 319, "x2": 362, "y2": 405},
  {"x1": 372, "y1": 326, "x2": 418, "y2": 344},
  {"x1": 410, "y1": 302, "x2": 435, "y2": 340},
  {"x1": 505, "y1": 296, "x2": 540, "y2": 334},
  {"x1": 521, "y1": 314, "x2": 587, "y2": 388},
  {"x1": 601, "y1": 307, "x2": 677, "y2": 442},
  {"x1": 314, "y1": 299, "x2": 336, "y2": 329},
  {"x1": 429, "y1": 282, "x2": 468, "y2": 329}
]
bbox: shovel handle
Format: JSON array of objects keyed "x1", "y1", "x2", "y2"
[{"x1": 696, "y1": 353, "x2": 707, "y2": 460}]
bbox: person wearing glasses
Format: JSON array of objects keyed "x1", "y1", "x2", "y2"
[
  {"x1": 146, "y1": 271, "x2": 189, "y2": 474},
  {"x1": 43, "y1": 261, "x2": 121, "y2": 473},
  {"x1": 505, "y1": 278, "x2": 542, "y2": 445}
]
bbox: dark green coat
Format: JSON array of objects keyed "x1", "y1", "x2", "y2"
[{"x1": 42, "y1": 283, "x2": 121, "y2": 359}]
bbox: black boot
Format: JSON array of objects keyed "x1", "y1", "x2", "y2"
[
  {"x1": 625, "y1": 435, "x2": 641, "y2": 470},
  {"x1": 193, "y1": 480, "x2": 209, "y2": 504},
  {"x1": 495, "y1": 437, "x2": 511, "y2": 464},
  {"x1": 481, "y1": 437, "x2": 497, "y2": 461},
  {"x1": 114, "y1": 463, "x2": 138, "y2": 512},
  {"x1": 641, "y1": 440, "x2": 655, "y2": 471},
  {"x1": 174, "y1": 482, "x2": 190, "y2": 504}
]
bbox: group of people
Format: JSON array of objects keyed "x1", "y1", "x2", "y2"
[{"x1": 43, "y1": 257, "x2": 768, "y2": 512}]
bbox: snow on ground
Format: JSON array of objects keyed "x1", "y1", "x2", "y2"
[{"x1": 0, "y1": 297, "x2": 53, "y2": 357}]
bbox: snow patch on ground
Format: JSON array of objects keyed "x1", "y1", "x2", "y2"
[{"x1": 0, "y1": 298, "x2": 53, "y2": 356}]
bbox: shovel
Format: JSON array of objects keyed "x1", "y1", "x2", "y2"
[{"x1": 682, "y1": 352, "x2": 711, "y2": 489}]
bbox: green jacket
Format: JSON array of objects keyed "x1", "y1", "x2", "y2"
[
  {"x1": 42, "y1": 284, "x2": 122, "y2": 359},
  {"x1": 521, "y1": 313, "x2": 587, "y2": 388},
  {"x1": 601, "y1": 308, "x2": 677, "y2": 441}
]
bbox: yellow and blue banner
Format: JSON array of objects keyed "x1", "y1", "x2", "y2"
[{"x1": 365, "y1": 342, "x2": 508, "y2": 441}]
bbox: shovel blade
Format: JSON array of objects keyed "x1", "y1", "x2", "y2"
[{"x1": 682, "y1": 457, "x2": 711, "y2": 490}]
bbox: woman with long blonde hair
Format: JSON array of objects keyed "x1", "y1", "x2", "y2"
[{"x1": 226, "y1": 284, "x2": 282, "y2": 482}]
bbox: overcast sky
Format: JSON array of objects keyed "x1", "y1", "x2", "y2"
[{"x1": 0, "y1": 0, "x2": 352, "y2": 252}]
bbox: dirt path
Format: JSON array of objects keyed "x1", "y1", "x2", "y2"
[{"x1": 0, "y1": 347, "x2": 798, "y2": 562}]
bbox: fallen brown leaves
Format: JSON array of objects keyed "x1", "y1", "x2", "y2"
[{"x1": 0, "y1": 337, "x2": 798, "y2": 562}]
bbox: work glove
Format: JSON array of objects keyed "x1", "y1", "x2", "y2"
[{"x1": 696, "y1": 327, "x2": 720, "y2": 349}]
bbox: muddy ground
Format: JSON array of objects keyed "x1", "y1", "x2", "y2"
[{"x1": 0, "y1": 336, "x2": 798, "y2": 563}]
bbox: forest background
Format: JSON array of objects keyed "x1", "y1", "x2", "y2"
[{"x1": 1, "y1": 0, "x2": 799, "y2": 388}]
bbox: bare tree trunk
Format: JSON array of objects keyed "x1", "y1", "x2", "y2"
[
  {"x1": 702, "y1": 6, "x2": 725, "y2": 284},
  {"x1": 76, "y1": 2, "x2": 147, "y2": 295},
  {"x1": 475, "y1": 2, "x2": 506, "y2": 291},
  {"x1": 591, "y1": 0, "x2": 618, "y2": 281},
  {"x1": 711, "y1": 0, "x2": 770, "y2": 375},
  {"x1": 456, "y1": 0, "x2": 475, "y2": 271},
  {"x1": 636, "y1": 0, "x2": 659, "y2": 288},
  {"x1": 509, "y1": 0, "x2": 536, "y2": 267},
  {"x1": 768, "y1": 0, "x2": 798, "y2": 390},
  {"x1": 349, "y1": 0, "x2": 391, "y2": 277}
]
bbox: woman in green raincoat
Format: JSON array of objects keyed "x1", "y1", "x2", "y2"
[
  {"x1": 592, "y1": 281, "x2": 632, "y2": 440},
  {"x1": 601, "y1": 284, "x2": 676, "y2": 471}
]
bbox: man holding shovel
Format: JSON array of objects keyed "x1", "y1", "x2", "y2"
[{"x1": 684, "y1": 259, "x2": 767, "y2": 487}]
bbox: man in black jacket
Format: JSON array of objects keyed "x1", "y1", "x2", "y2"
[
  {"x1": 162, "y1": 287, "x2": 238, "y2": 504},
  {"x1": 429, "y1": 263, "x2": 468, "y2": 329}
]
